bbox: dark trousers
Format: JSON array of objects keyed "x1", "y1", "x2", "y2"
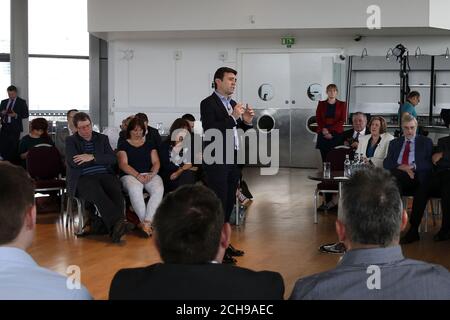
[
  {"x1": 409, "y1": 170, "x2": 450, "y2": 232},
  {"x1": 0, "y1": 129, "x2": 20, "y2": 163},
  {"x1": 390, "y1": 168, "x2": 420, "y2": 196},
  {"x1": 77, "y1": 174, "x2": 125, "y2": 232},
  {"x1": 204, "y1": 163, "x2": 240, "y2": 223}
]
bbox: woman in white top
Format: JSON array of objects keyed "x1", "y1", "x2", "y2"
[{"x1": 356, "y1": 116, "x2": 394, "y2": 168}]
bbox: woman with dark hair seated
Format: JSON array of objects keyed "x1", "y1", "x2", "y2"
[
  {"x1": 18, "y1": 117, "x2": 54, "y2": 167},
  {"x1": 117, "y1": 117, "x2": 164, "y2": 237},
  {"x1": 159, "y1": 118, "x2": 197, "y2": 194}
]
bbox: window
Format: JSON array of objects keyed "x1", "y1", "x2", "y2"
[
  {"x1": 28, "y1": 0, "x2": 89, "y2": 111},
  {"x1": 0, "y1": 0, "x2": 11, "y2": 91},
  {"x1": 0, "y1": 0, "x2": 10, "y2": 54}
]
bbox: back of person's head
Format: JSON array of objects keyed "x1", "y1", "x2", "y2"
[
  {"x1": 153, "y1": 185, "x2": 224, "y2": 264},
  {"x1": 135, "y1": 113, "x2": 149, "y2": 124},
  {"x1": 66, "y1": 109, "x2": 78, "y2": 117},
  {"x1": 213, "y1": 67, "x2": 237, "y2": 89},
  {"x1": 121, "y1": 115, "x2": 134, "y2": 131},
  {"x1": 30, "y1": 117, "x2": 50, "y2": 138},
  {"x1": 181, "y1": 113, "x2": 195, "y2": 122},
  {"x1": 0, "y1": 163, "x2": 35, "y2": 246},
  {"x1": 126, "y1": 117, "x2": 146, "y2": 139},
  {"x1": 72, "y1": 112, "x2": 91, "y2": 128},
  {"x1": 339, "y1": 167, "x2": 403, "y2": 247}
]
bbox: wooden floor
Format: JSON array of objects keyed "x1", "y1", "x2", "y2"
[{"x1": 30, "y1": 168, "x2": 450, "y2": 300}]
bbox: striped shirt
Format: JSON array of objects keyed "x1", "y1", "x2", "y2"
[{"x1": 81, "y1": 140, "x2": 108, "y2": 176}]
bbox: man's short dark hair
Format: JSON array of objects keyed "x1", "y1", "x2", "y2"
[
  {"x1": 153, "y1": 185, "x2": 224, "y2": 264},
  {"x1": 72, "y1": 112, "x2": 91, "y2": 128},
  {"x1": 407, "y1": 91, "x2": 420, "y2": 100},
  {"x1": 181, "y1": 113, "x2": 195, "y2": 122},
  {"x1": 7, "y1": 85, "x2": 17, "y2": 92},
  {"x1": 213, "y1": 67, "x2": 237, "y2": 89},
  {"x1": 341, "y1": 168, "x2": 403, "y2": 246},
  {"x1": 135, "y1": 113, "x2": 149, "y2": 123},
  {"x1": 66, "y1": 109, "x2": 78, "y2": 117},
  {"x1": 126, "y1": 117, "x2": 147, "y2": 139},
  {"x1": 0, "y1": 163, "x2": 35, "y2": 245}
]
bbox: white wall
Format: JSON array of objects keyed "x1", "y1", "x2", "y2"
[
  {"x1": 108, "y1": 35, "x2": 450, "y2": 129},
  {"x1": 89, "y1": 0, "x2": 431, "y2": 33}
]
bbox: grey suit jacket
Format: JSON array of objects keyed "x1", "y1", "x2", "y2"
[{"x1": 290, "y1": 246, "x2": 450, "y2": 300}]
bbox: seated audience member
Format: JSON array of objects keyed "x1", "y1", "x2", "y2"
[
  {"x1": 342, "y1": 112, "x2": 368, "y2": 152},
  {"x1": 401, "y1": 133, "x2": 450, "y2": 244},
  {"x1": 290, "y1": 168, "x2": 450, "y2": 300},
  {"x1": 18, "y1": 117, "x2": 54, "y2": 167},
  {"x1": 356, "y1": 116, "x2": 394, "y2": 168},
  {"x1": 117, "y1": 118, "x2": 164, "y2": 237},
  {"x1": 0, "y1": 163, "x2": 91, "y2": 299},
  {"x1": 181, "y1": 113, "x2": 196, "y2": 133},
  {"x1": 134, "y1": 113, "x2": 162, "y2": 153},
  {"x1": 159, "y1": 118, "x2": 196, "y2": 193},
  {"x1": 55, "y1": 109, "x2": 78, "y2": 163},
  {"x1": 383, "y1": 114, "x2": 432, "y2": 196},
  {"x1": 109, "y1": 184, "x2": 285, "y2": 300},
  {"x1": 117, "y1": 115, "x2": 134, "y2": 149},
  {"x1": 66, "y1": 112, "x2": 132, "y2": 243}
]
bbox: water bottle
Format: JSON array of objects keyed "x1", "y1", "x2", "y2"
[
  {"x1": 352, "y1": 153, "x2": 360, "y2": 173},
  {"x1": 344, "y1": 154, "x2": 351, "y2": 177}
]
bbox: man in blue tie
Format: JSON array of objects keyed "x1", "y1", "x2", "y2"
[{"x1": 0, "y1": 85, "x2": 29, "y2": 163}]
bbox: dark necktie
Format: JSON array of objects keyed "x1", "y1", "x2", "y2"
[
  {"x1": 355, "y1": 131, "x2": 360, "y2": 142},
  {"x1": 401, "y1": 141, "x2": 411, "y2": 165}
]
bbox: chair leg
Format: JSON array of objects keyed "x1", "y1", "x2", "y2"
[
  {"x1": 65, "y1": 197, "x2": 72, "y2": 228},
  {"x1": 314, "y1": 189, "x2": 319, "y2": 224},
  {"x1": 60, "y1": 189, "x2": 64, "y2": 216},
  {"x1": 75, "y1": 198, "x2": 84, "y2": 235}
]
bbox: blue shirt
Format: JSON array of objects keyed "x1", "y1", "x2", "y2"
[
  {"x1": 290, "y1": 246, "x2": 450, "y2": 300},
  {"x1": 398, "y1": 101, "x2": 417, "y2": 119},
  {"x1": 118, "y1": 139, "x2": 155, "y2": 176},
  {"x1": 397, "y1": 136, "x2": 416, "y2": 166},
  {"x1": 0, "y1": 247, "x2": 92, "y2": 300},
  {"x1": 81, "y1": 140, "x2": 108, "y2": 176}
]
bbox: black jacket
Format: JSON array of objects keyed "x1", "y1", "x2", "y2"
[
  {"x1": 109, "y1": 262, "x2": 285, "y2": 300},
  {"x1": 0, "y1": 97, "x2": 29, "y2": 132},
  {"x1": 65, "y1": 132, "x2": 117, "y2": 196}
]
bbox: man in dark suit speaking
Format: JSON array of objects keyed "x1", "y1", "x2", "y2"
[
  {"x1": 109, "y1": 185, "x2": 284, "y2": 300},
  {"x1": 200, "y1": 67, "x2": 255, "y2": 263},
  {"x1": 0, "y1": 85, "x2": 29, "y2": 163}
]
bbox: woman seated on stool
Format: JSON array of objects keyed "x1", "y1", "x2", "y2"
[
  {"x1": 356, "y1": 116, "x2": 394, "y2": 168},
  {"x1": 159, "y1": 118, "x2": 197, "y2": 194},
  {"x1": 117, "y1": 117, "x2": 164, "y2": 237}
]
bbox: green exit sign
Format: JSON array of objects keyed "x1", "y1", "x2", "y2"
[{"x1": 281, "y1": 37, "x2": 295, "y2": 48}]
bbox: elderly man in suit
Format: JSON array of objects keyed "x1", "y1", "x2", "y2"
[
  {"x1": 109, "y1": 184, "x2": 284, "y2": 300},
  {"x1": 343, "y1": 112, "x2": 369, "y2": 152},
  {"x1": 200, "y1": 67, "x2": 255, "y2": 263},
  {"x1": 383, "y1": 114, "x2": 433, "y2": 196},
  {"x1": 401, "y1": 133, "x2": 450, "y2": 244},
  {"x1": 290, "y1": 168, "x2": 450, "y2": 300},
  {"x1": 0, "y1": 85, "x2": 29, "y2": 163}
]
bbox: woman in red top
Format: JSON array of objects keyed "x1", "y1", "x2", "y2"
[{"x1": 315, "y1": 84, "x2": 347, "y2": 162}]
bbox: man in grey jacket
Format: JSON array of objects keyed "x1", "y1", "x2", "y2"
[{"x1": 290, "y1": 167, "x2": 450, "y2": 300}]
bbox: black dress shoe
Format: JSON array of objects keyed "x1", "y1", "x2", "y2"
[
  {"x1": 400, "y1": 228, "x2": 420, "y2": 244},
  {"x1": 111, "y1": 220, "x2": 134, "y2": 243},
  {"x1": 433, "y1": 229, "x2": 450, "y2": 242},
  {"x1": 227, "y1": 244, "x2": 244, "y2": 257},
  {"x1": 222, "y1": 252, "x2": 237, "y2": 264}
]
